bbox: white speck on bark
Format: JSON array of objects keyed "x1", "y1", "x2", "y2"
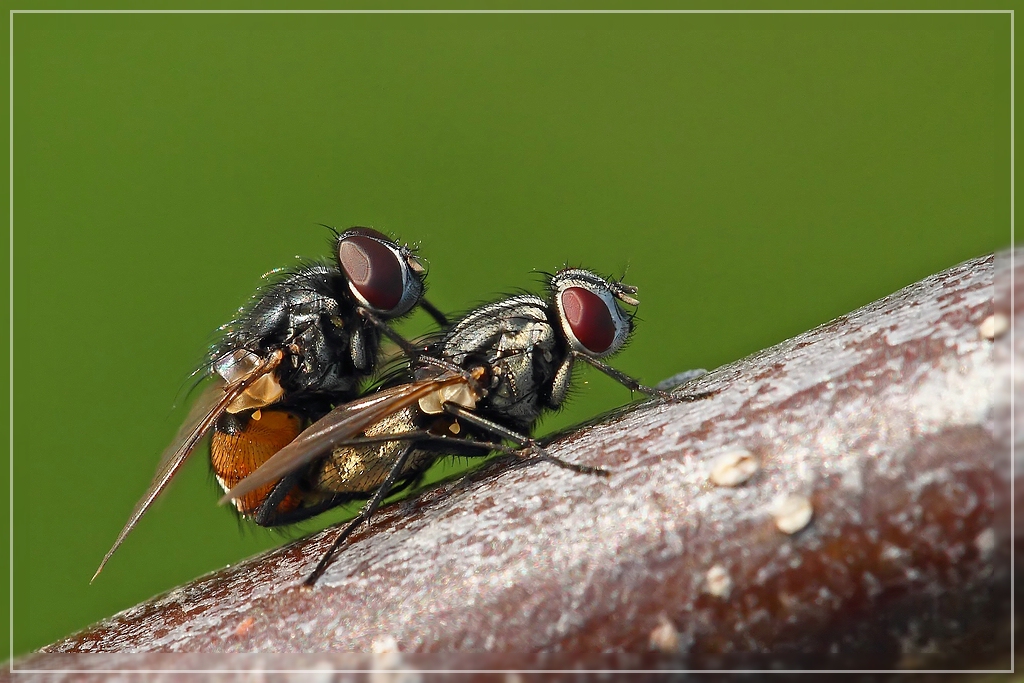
[
  {"x1": 705, "y1": 564, "x2": 733, "y2": 598},
  {"x1": 773, "y1": 494, "x2": 814, "y2": 534},
  {"x1": 709, "y1": 449, "x2": 759, "y2": 487}
]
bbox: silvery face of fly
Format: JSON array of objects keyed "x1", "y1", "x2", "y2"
[
  {"x1": 92, "y1": 227, "x2": 448, "y2": 582},
  {"x1": 220, "y1": 267, "x2": 714, "y2": 586}
]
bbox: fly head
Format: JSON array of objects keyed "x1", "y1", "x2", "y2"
[
  {"x1": 550, "y1": 268, "x2": 635, "y2": 359},
  {"x1": 336, "y1": 227, "x2": 426, "y2": 319}
]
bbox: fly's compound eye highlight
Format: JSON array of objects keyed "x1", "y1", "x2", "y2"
[
  {"x1": 337, "y1": 228, "x2": 424, "y2": 317},
  {"x1": 552, "y1": 270, "x2": 633, "y2": 358}
]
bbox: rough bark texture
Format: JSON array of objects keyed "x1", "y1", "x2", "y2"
[{"x1": 16, "y1": 251, "x2": 1014, "y2": 677}]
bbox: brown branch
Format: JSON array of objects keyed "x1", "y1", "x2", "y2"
[{"x1": 21, "y1": 251, "x2": 1012, "y2": 673}]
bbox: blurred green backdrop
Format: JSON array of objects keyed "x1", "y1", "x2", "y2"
[{"x1": 9, "y1": 11, "x2": 1009, "y2": 655}]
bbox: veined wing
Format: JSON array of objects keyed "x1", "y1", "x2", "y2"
[
  {"x1": 219, "y1": 371, "x2": 469, "y2": 506},
  {"x1": 92, "y1": 355, "x2": 278, "y2": 581}
]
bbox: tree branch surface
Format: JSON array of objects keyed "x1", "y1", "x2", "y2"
[{"x1": 19, "y1": 251, "x2": 1012, "y2": 676}]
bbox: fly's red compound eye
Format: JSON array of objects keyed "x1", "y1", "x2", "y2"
[
  {"x1": 560, "y1": 286, "x2": 616, "y2": 354},
  {"x1": 338, "y1": 234, "x2": 405, "y2": 312}
]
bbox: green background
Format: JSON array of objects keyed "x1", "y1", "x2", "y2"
[{"x1": 8, "y1": 10, "x2": 1010, "y2": 656}]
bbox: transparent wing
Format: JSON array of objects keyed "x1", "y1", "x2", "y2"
[
  {"x1": 219, "y1": 371, "x2": 468, "y2": 505},
  {"x1": 92, "y1": 357, "x2": 276, "y2": 581}
]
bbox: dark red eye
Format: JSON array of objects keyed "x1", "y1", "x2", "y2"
[
  {"x1": 338, "y1": 234, "x2": 404, "y2": 312},
  {"x1": 561, "y1": 287, "x2": 616, "y2": 354}
]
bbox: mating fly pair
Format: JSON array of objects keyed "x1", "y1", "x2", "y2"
[{"x1": 95, "y1": 229, "x2": 704, "y2": 586}]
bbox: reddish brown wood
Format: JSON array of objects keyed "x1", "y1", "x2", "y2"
[{"x1": 20, "y1": 251, "x2": 1013, "y2": 675}]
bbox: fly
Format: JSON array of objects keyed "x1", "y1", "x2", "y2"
[
  {"x1": 92, "y1": 227, "x2": 447, "y2": 580},
  {"x1": 221, "y1": 268, "x2": 714, "y2": 586}
]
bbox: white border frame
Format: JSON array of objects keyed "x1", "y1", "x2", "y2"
[{"x1": 8, "y1": 7, "x2": 1015, "y2": 675}]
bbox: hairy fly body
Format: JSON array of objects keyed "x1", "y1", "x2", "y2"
[
  {"x1": 222, "y1": 268, "x2": 714, "y2": 586},
  {"x1": 93, "y1": 227, "x2": 446, "y2": 580}
]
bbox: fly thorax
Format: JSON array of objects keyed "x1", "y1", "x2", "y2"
[
  {"x1": 492, "y1": 353, "x2": 531, "y2": 403},
  {"x1": 497, "y1": 319, "x2": 551, "y2": 355},
  {"x1": 485, "y1": 321, "x2": 557, "y2": 423},
  {"x1": 280, "y1": 315, "x2": 365, "y2": 398}
]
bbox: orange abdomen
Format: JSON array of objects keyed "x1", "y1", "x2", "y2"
[{"x1": 211, "y1": 409, "x2": 304, "y2": 517}]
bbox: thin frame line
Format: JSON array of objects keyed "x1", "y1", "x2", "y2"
[
  {"x1": 6, "y1": 6, "x2": 1015, "y2": 679},
  {"x1": 5, "y1": 7, "x2": 1018, "y2": 12},
  {"x1": 6, "y1": 671, "x2": 1015, "y2": 675},
  {"x1": 8, "y1": 7, "x2": 13, "y2": 670},
  {"x1": 1009, "y1": 7, "x2": 1016, "y2": 675}
]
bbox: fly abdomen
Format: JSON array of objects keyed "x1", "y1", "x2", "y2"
[
  {"x1": 313, "y1": 406, "x2": 432, "y2": 494},
  {"x1": 212, "y1": 409, "x2": 305, "y2": 516}
]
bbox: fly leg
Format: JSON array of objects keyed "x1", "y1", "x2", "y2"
[
  {"x1": 418, "y1": 299, "x2": 450, "y2": 328},
  {"x1": 251, "y1": 471, "x2": 305, "y2": 526},
  {"x1": 256, "y1": 434, "x2": 470, "y2": 528},
  {"x1": 575, "y1": 352, "x2": 717, "y2": 403},
  {"x1": 442, "y1": 404, "x2": 608, "y2": 476},
  {"x1": 357, "y1": 308, "x2": 424, "y2": 359},
  {"x1": 300, "y1": 422, "x2": 603, "y2": 586},
  {"x1": 416, "y1": 354, "x2": 482, "y2": 384},
  {"x1": 257, "y1": 494, "x2": 358, "y2": 527},
  {"x1": 655, "y1": 368, "x2": 708, "y2": 392},
  {"x1": 303, "y1": 443, "x2": 417, "y2": 587},
  {"x1": 331, "y1": 431, "x2": 547, "y2": 461},
  {"x1": 252, "y1": 472, "x2": 357, "y2": 527},
  {"x1": 285, "y1": 422, "x2": 607, "y2": 489}
]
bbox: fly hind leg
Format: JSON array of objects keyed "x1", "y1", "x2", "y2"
[
  {"x1": 302, "y1": 443, "x2": 417, "y2": 587},
  {"x1": 442, "y1": 404, "x2": 608, "y2": 477},
  {"x1": 252, "y1": 473, "x2": 358, "y2": 527}
]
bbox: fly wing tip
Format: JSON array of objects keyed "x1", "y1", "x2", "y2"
[
  {"x1": 90, "y1": 558, "x2": 108, "y2": 584},
  {"x1": 92, "y1": 531, "x2": 128, "y2": 583}
]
